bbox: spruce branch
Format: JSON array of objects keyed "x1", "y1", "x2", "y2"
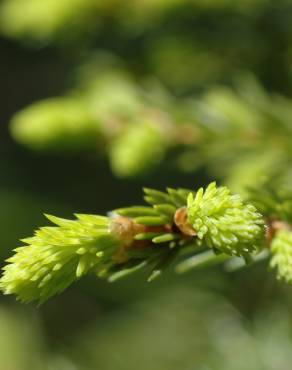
[
  {"x1": 0, "y1": 215, "x2": 120, "y2": 303},
  {"x1": 8, "y1": 72, "x2": 292, "y2": 191},
  {"x1": 0, "y1": 183, "x2": 265, "y2": 303},
  {"x1": 270, "y1": 229, "x2": 292, "y2": 283},
  {"x1": 187, "y1": 182, "x2": 264, "y2": 256}
]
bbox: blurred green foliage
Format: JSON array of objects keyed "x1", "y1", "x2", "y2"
[
  {"x1": 3, "y1": 284, "x2": 292, "y2": 370},
  {"x1": 1, "y1": 0, "x2": 292, "y2": 368}
]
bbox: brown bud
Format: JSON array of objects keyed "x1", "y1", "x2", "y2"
[
  {"x1": 174, "y1": 207, "x2": 197, "y2": 237},
  {"x1": 110, "y1": 215, "x2": 145, "y2": 246},
  {"x1": 266, "y1": 219, "x2": 292, "y2": 243}
]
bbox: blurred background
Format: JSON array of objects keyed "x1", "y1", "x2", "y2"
[{"x1": 1, "y1": 0, "x2": 292, "y2": 369}]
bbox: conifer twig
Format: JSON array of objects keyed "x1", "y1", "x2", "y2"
[{"x1": 1, "y1": 181, "x2": 292, "y2": 304}]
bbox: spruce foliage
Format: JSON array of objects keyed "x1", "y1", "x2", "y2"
[{"x1": 0, "y1": 183, "x2": 274, "y2": 303}]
